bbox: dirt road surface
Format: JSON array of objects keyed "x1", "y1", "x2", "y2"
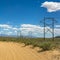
[{"x1": 0, "y1": 42, "x2": 60, "y2": 60}]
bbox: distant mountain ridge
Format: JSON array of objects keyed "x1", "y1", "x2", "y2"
[{"x1": 55, "y1": 36, "x2": 60, "y2": 38}]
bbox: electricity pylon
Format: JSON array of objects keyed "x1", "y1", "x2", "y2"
[{"x1": 40, "y1": 17, "x2": 57, "y2": 41}]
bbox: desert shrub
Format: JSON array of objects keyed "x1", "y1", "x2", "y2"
[
  {"x1": 2, "y1": 39, "x2": 6, "y2": 41},
  {"x1": 24, "y1": 42, "x2": 31, "y2": 46},
  {"x1": 0, "y1": 37, "x2": 60, "y2": 50},
  {"x1": 40, "y1": 42, "x2": 53, "y2": 51},
  {"x1": 32, "y1": 43, "x2": 37, "y2": 48}
]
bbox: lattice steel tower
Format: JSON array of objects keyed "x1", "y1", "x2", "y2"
[{"x1": 43, "y1": 17, "x2": 57, "y2": 41}]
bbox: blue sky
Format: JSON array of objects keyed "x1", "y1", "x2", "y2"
[
  {"x1": 0, "y1": 0, "x2": 60, "y2": 37},
  {"x1": 0, "y1": 0, "x2": 60, "y2": 25}
]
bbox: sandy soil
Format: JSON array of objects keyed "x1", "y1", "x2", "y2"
[{"x1": 0, "y1": 42, "x2": 60, "y2": 60}]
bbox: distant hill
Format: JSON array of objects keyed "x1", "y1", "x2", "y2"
[
  {"x1": 55, "y1": 36, "x2": 60, "y2": 38},
  {"x1": 0, "y1": 34, "x2": 17, "y2": 37}
]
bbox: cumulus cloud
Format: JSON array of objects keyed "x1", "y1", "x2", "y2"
[
  {"x1": 0, "y1": 24, "x2": 12, "y2": 28},
  {"x1": 54, "y1": 28, "x2": 60, "y2": 35},
  {"x1": 41, "y1": 1, "x2": 60, "y2": 12},
  {"x1": 20, "y1": 24, "x2": 43, "y2": 32},
  {"x1": 0, "y1": 24, "x2": 60, "y2": 37},
  {"x1": 0, "y1": 24, "x2": 19, "y2": 36},
  {"x1": 55, "y1": 25, "x2": 60, "y2": 27},
  {"x1": 20, "y1": 24, "x2": 60, "y2": 37},
  {"x1": 20, "y1": 24, "x2": 44, "y2": 37}
]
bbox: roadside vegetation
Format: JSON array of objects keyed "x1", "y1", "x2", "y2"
[{"x1": 0, "y1": 36, "x2": 60, "y2": 51}]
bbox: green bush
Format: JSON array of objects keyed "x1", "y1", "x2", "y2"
[
  {"x1": 40, "y1": 42, "x2": 53, "y2": 51},
  {"x1": 2, "y1": 39, "x2": 6, "y2": 41}
]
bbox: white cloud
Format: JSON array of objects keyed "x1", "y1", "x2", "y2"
[
  {"x1": 3, "y1": 28, "x2": 9, "y2": 31},
  {"x1": 20, "y1": 24, "x2": 60, "y2": 37},
  {"x1": 20, "y1": 24, "x2": 53, "y2": 37},
  {"x1": 12, "y1": 27, "x2": 18, "y2": 31},
  {"x1": 0, "y1": 24, "x2": 60, "y2": 37},
  {"x1": 55, "y1": 25, "x2": 60, "y2": 27},
  {"x1": 20, "y1": 24, "x2": 43, "y2": 33},
  {"x1": 54, "y1": 28, "x2": 60, "y2": 35},
  {"x1": 0, "y1": 24, "x2": 12, "y2": 28},
  {"x1": 41, "y1": 1, "x2": 60, "y2": 12},
  {"x1": 6, "y1": 32, "x2": 13, "y2": 35},
  {"x1": 0, "y1": 24, "x2": 19, "y2": 36}
]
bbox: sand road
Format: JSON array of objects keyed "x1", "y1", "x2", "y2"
[{"x1": 0, "y1": 42, "x2": 60, "y2": 60}]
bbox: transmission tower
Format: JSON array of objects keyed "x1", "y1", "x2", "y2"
[
  {"x1": 41, "y1": 17, "x2": 57, "y2": 41},
  {"x1": 28, "y1": 31, "x2": 32, "y2": 38}
]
